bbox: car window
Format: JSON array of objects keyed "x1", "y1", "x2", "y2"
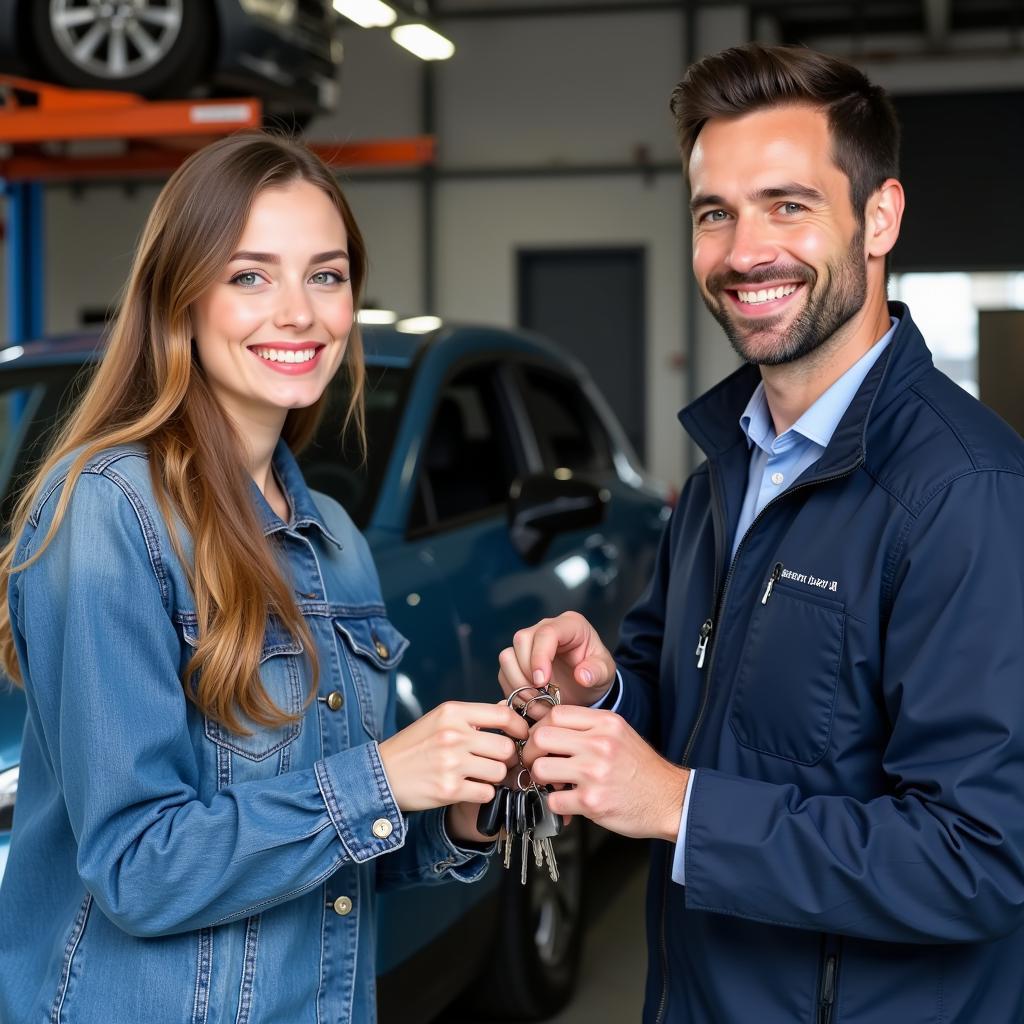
[
  {"x1": 300, "y1": 366, "x2": 407, "y2": 530},
  {"x1": 0, "y1": 365, "x2": 95, "y2": 530},
  {"x1": 409, "y1": 364, "x2": 518, "y2": 533},
  {"x1": 518, "y1": 367, "x2": 614, "y2": 476}
]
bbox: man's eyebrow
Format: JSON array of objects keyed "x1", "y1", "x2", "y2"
[
  {"x1": 688, "y1": 184, "x2": 825, "y2": 214},
  {"x1": 752, "y1": 184, "x2": 825, "y2": 204},
  {"x1": 228, "y1": 249, "x2": 349, "y2": 263},
  {"x1": 689, "y1": 193, "x2": 725, "y2": 214}
]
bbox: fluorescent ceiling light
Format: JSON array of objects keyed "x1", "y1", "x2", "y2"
[
  {"x1": 396, "y1": 315, "x2": 443, "y2": 334},
  {"x1": 357, "y1": 308, "x2": 398, "y2": 325},
  {"x1": 333, "y1": 0, "x2": 397, "y2": 28},
  {"x1": 390, "y1": 23, "x2": 455, "y2": 61}
]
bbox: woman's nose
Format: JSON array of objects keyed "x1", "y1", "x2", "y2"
[{"x1": 274, "y1": 282, "x2": 314, "y2": 331}]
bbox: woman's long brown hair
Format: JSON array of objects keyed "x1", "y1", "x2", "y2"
[{"x1": 0, "y1": 132, "x2": 367, "y2": 735}]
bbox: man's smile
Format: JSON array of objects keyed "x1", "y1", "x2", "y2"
[{"x1": 723, "y1": 281, "x2": 806, "y2": 318}]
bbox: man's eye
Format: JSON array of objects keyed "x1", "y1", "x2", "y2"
[
  {"x1": 701, "y1": 210, "x2": 728, "y2": 223},
  {"x1": 781, "y1": 202, "x2": 805, "y2": 215}
]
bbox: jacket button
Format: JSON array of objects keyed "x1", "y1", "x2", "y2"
[
  {"x1": 372, "y1": 818, "x2": 393, "y2": 839},
  {"x1": 332, "y1": 896, "x2": 353, "y2": 916},
  {"x1": 373, "y1": 637, "x2": 389, "y2": 659},
  {"x1": 326, "y1": 691, "x2": 344, "y2": 711}
]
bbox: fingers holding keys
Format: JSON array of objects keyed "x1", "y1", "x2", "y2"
[
  {"x1": 498, "y1": 612, "x2": 616, "y2": 709},
  {"x1": 379, "y1": 701, "x2": 529, "y2": 814},
  {"x1": 519, "y1": 704, "x2": 690, "y2": 843}
]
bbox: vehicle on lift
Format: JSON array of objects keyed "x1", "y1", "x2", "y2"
[
  {"x1": 0, "y1": 320, "x2": 671, "y2": 1021},
  {"x1": 0, "y1": 0, "x2": 341, "y2": 122}
]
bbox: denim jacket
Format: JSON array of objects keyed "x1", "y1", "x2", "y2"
[{"x1": 0, "y1": 441, "x2": 490, "y2": 1023}]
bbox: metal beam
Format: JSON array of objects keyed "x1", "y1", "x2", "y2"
[
  {"x1": 436, "y1": 1, "x2": 681, "y2": 19},
  {"x1": 923, "y1": 0, "x2": 952, "y2": 47}
]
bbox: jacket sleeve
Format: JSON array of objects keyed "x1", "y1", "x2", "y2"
[
  {"x1": 681, "y1": 469, "x2": 1024, "y2": 944},
  {"x1": 372, "y1": 629, "x2": 493, "y2": 891},
  {"x1": 14, "y1": 470, "x2": 449, "y2": 937}
]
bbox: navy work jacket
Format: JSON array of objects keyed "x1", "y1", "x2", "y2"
[{"x1": 616, "y1": 304, "x2": 1024, "y2": 1023}]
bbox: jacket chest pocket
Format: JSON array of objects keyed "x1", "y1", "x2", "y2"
[
  {"x1": 333, "y1": 613, "x2": 408, "y2": 740},
  {"x1": 178, "y1": 617, "x2": 306, "y2": 763},
  {"x1": 729, "y1": 582, "x2": 846, "y2": 766}
]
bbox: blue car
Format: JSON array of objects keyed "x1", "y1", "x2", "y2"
[{"x1": 0, "y1": 321, "x2": 669, "y2": 1021}]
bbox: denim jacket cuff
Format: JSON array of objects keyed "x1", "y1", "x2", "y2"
[
  {"x1": 315, "y1": 742, "x2": 406, "y2": 862},
  {"x1": 430, "y1": 808, "x2": 495, "y2": 883}
]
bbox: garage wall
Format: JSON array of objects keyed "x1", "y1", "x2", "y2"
[
  {"x1": 315, "y1": 4, "x2": 752, "y2": 487},
  {"x1": 12, "y1": 4, "x2": 1024, "y2": 487}
]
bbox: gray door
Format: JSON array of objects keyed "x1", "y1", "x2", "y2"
[{"x1": 518, "y1": 247, "x2": 646, "y2": 461}]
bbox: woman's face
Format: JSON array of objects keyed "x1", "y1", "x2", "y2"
[{"x1": 192, "y1": 179, "x2": 353, "y2": 438}]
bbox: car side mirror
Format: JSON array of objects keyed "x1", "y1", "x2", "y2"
[{"x1": 508, "y1": 473, "x2": 608, "y2": 564}]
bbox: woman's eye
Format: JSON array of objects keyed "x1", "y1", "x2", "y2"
[
  {"x1": 231, "y1": 271, "x2": 262, "y2": 287},
  {"x1": 310, "y1": 270, "x2": 348, "y2": 285}
]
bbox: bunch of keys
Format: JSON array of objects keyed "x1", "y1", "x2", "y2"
[{"x1": 476, "y1": 685, "x2": 564, "y2": 884}]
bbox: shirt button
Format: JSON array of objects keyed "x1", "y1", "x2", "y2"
[
  {"x1": 373, "y1": 636, "x2": 390, "y2": 660},
  {"x1": 771, "y1": 472, "x2": 784, "y2": 485},
  {"x1": 332, "y1": 896, "x2": 353, "y2": 916},
  {"x1": 326, "y1": 690, "x2": 344, "y2": 711},
  {"x1": 372, "y1": 818, "x2": 394, "y2": 839}
]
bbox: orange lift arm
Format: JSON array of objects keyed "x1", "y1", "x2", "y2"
[{"x1": 0, "y1": 75, "x2": 436, "y2": 181}]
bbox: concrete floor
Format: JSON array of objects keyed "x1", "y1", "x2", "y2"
[{"x1": 546, "y1": 842, "x2": 649, "y2": 1024}]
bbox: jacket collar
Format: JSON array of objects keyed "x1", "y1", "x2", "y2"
[
  {"x1": 252, "y1": 439, "x2": 343, "y2": 549},
  {"x1": 679, "y1": 302, "x2": 934, "y2": 474}
]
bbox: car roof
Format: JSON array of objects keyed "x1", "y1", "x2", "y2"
[{"x1": 1, "y1": 321, "x2": 583, "y2": 376}]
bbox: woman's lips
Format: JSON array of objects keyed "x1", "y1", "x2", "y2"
[{"x1": 247, "y1": 345, "x2": 325, "y2": 375}]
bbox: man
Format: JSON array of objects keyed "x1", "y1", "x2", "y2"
[{"x1": 500, "y1": 44, "x2": 1024, "y2": 1022}]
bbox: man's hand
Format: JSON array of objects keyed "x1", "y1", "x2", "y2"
[
  {"x1": 523, "y1": 704, "x2": 689, "y2": 842},
  {"x1": 498, "y1": 612, "x2": 616, "y2": 718}
]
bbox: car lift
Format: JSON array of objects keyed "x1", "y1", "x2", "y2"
[{"x1": 0, "y1": 75, "x2": 435, "y2": 344}]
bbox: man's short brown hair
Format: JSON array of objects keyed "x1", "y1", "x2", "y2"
[{"x1": 670, "y1": 43, "x2": 900, "y2": 221}]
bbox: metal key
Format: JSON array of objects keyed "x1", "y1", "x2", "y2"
[
  {"x1": 503, "y1": 783, "x2": 516, "y2": 869},
  {"x1": 532, "y1": 788, "x2": 562, "y2": 882},
  {"x1": 527, "y1": 787, "x2": 544, "y2": 868}
]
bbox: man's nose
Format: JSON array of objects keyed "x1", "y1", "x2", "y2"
[
  {"x1": 274, "y1": 281, "x2": 314, "y2": 331},
  {"x1": 726, "y1": 216, "x2": 779, "y2": 275}
]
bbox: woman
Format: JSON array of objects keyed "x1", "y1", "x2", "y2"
[{"x1": 0, "y1": 132, "x2": 527, "y2": 1022}]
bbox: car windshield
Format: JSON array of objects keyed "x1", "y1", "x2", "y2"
[{"x1": 0, "y1": 362, "x2": 407, "y2": 532}]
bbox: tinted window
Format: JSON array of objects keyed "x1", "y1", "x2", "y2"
[
  {"x1": 0, "y1": 364, "x2": 95, "y2": 530},
  {"x1": 300, "y1": 366, "x2": 407, "y2": 529},
  {"x1": 409, "y1": 365, "x2": 518, "y2": 532},
  {"x1": 519, "y1": 368, "x2": 613, "y2": 475}
]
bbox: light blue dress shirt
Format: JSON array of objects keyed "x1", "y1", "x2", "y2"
[{"x1": 670, "y1": 318, "x2": 898, "y2": 885}]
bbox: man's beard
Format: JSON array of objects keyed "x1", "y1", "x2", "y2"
[{"x1": 701, "y1": 228, "x2": 867, "y2": 367}]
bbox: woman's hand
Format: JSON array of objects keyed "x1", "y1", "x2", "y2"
[{"x1": 378, "y1": 701, "x2": 529, "y2": 813}]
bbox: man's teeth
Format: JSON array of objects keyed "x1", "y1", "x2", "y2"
[
  {"x1": 737, "y1": 284, "x2": 799, "y2": 304},
  {"x1": 252, "y1": 347, "x2": 318, "y2": 363}
]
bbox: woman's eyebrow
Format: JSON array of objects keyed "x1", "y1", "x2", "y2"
[{"x1": 228, "y1": 249, "x2": 350, "y2": 263}]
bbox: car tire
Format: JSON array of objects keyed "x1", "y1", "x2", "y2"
[
  {"x1": 461, "y1": 816, "x2": 586, "y2": 1021},
  {"x1": 28, "y1": 0, "x2": 214, "y2": 97}
]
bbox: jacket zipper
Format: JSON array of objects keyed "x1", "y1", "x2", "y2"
[
  {"x1": 818, "y1": 936, "x2": 842, "y2": 1024},
  {"x1": 655, "y1": 459, "x2": 862, "y2": 1024},
  {"x1": 818, "y1": 953, "x2": 838, "y2": 1024},
  {"x1": 761, "y1": 561, "x2": 783, "y2": 604}
]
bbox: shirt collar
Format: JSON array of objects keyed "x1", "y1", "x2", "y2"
[
  {"x1": 739, "y1": 317, "x2": 899, "y2": 455},
  {"x1": 251, "y1": 439, "x2": 343, "y2": 549}
]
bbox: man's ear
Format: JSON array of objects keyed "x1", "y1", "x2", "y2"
[{"x1": 864, "y1": 179, "x2": 905, "y2": 258}]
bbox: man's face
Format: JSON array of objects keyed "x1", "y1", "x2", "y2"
[{"x1": 689, "y1": 104, "x2": 867, "y2": 366}]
